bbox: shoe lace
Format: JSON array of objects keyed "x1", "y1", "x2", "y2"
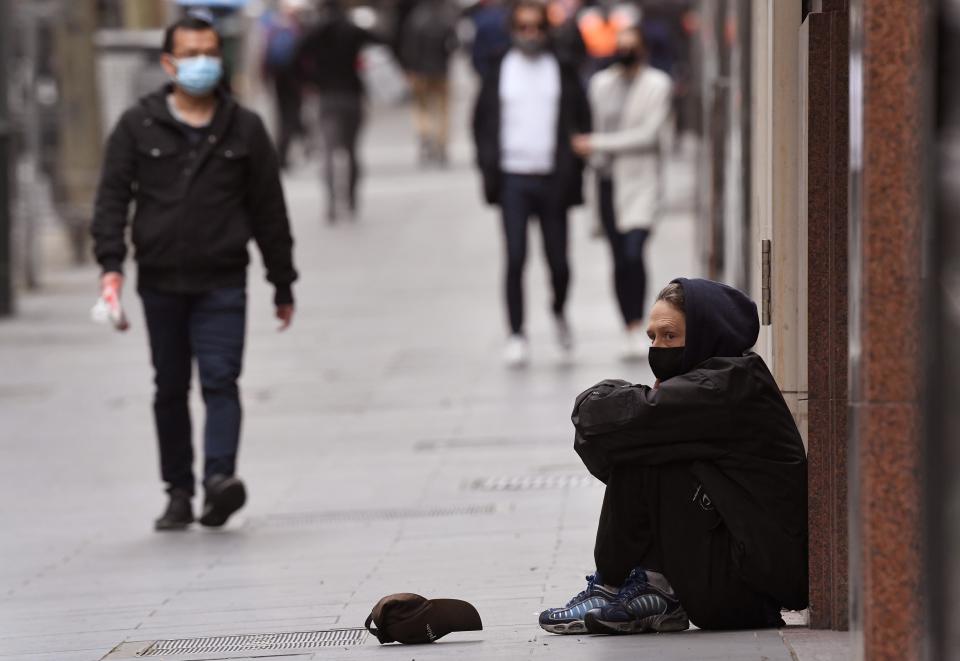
[
  {"x1": 615, "y1": 570, "x2": 649, "y2": 602},
  {"x1": 564, "y1": 574, "x2": 598, "y2": 608}
]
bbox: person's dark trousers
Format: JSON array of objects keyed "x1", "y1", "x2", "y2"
[
  {"x1": 594, "y1": 462, "x2": 783, "y2": 630},
  {"x1": 598, "y1": 176, "x2": 649, "y2": 327},
  {"x1": 272, "y1": 68, "x2": 304, "y2": 169},
  {"x1": 140, "y1": 287, "x2": 247, "y2": 495},
  {"x1": 319, "y1": 93, "x2": 364, "y2": 219},
  {"x1": 500, "y1": 173, "x2": 571, "y2": 335}
]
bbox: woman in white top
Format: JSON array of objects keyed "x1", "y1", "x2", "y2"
[{"x1": 572, "y1": 26, "x2": 673, "y2": 359}]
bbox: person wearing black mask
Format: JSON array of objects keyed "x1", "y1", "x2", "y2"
[
  {"x1": 572, "y1": 26, "x2": 672, "y2": 360},
  {"x1": 539, "y1": 278, "x2": 808, "y2": 635},
  {"x1": 472, "y1": 0, "x2": 591, "y2": 367}
]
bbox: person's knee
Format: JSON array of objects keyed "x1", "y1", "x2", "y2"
[
  {"x1": 197, "y1": 356, "x2": 241, "y2": 396},
  {"x1": 506, "y1": 256, "x2": 525, "y2": 278},
  {"x1": 154, "y1": 367, "x2": 191, "y2": 401}
]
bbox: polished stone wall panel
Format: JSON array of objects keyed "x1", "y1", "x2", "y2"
[
  {"x1": 848, "y1": 0, "x2": 925, "y2": 658},
  {"x1": 805, "y1": 6, "x2": 849, "y2": 630}
]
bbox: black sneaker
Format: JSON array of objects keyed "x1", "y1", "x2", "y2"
[
  {"x1": 154, "y1": 488, "x2": 194, "y2": 531},
  {"x1": 538, "y1": 573, "x2": 618, "y2": 634},
  {"x1": 199, "y1": 475, "x2": 247, "y2": 528},
  {"x1": 584, "y1": 567, "x2": 689, "y2": 634}
]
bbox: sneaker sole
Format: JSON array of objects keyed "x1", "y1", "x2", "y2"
[
  {"x1": 584, "y1": 610, "x2": 689, "y2": 635},
  {"x1": 539, "y1": 620, "x2": 588, "y2": 635},
  {"x1": 154, "y1": 519, "x2": 192, "y2": 532},
  {"x1": 199, "y1": 479, "x2": 247, "y2": 528}
]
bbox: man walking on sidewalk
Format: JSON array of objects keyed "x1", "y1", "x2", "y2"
[
  {"x1": 402, "y1": 0, "x2": 459, "y2": 166},
  {"x1": 91, "y1": 15, "x2": 298, "y2": 531},
  {"x1": 294, "y1": 0, "x2": 382, "y2": 222},
  {"x1": 472, "y1": 0, "x2": 591, "y2": 367}
]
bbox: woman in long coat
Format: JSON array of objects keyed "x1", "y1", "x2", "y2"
[{"x1": 573, "y1": 25, "x2": 673, "y2": 359}]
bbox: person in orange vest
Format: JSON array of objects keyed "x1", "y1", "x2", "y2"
[{"x1": 578, "y1": 2, "x2": 635, "y2": 73}]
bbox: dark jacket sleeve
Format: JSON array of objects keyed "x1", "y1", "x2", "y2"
[
  {"x1": 568, "y1": 68, "x2": 592, "y2": 134},
  {"x1": 572, "y1": 364, "x2": 750, "y2": 480},
  {"x1": 244, "y1": 114, "x2": 298, "y2": 305},
  {"x1": 472, "y1": 68, "x2": 501, "y2": 205},
  {"x1": 90, "y1": 113, "x2": 138, "y2": 274}
]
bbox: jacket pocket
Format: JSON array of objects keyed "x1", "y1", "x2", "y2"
[
  {"x1": 135, "y1": 142, "x2": 181, "y2": 191},
  {"x1": 208, "y1": 143, "x2": 250, "y2": 193}
]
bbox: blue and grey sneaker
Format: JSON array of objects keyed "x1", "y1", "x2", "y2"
[
  {"x1": 539, "y1": 573, "x2": 618, "y2": 634},
  {"x1": 584, "y1": 568, "x2": 689, "y2": 634}
]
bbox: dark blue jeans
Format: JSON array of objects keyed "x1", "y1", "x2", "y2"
[
  {"x1": 500, "y1": 173, "x2": 571, "y2": 335},
  {"x1": 598, "y1": 176, "x2": 649, "y2": 326},
  {"x1": 140, "y1": 287, "x2": 247, "y2": 494}
]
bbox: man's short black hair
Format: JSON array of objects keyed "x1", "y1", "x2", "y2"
[
  {"x1": 162, "y1": 16, "x2": 223, "y2": 55},
  {"x1": 509, "y1": 0, "x2": 550, "y2": 31}
]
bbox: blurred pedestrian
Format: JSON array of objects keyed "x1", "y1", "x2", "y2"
[
  {"x1": 472, "y1": 0, "x2": 591, "y2": 367},
  {"x1": 294, "y1": 0, "x2": 382, "y2": 222},
  {"x1": 469, "y1": 0, "x2": 510, "y2": 79},
  {"x1": 402, "y1": 0, "x2": 459, "y2": 166},
  {"x1": 573, "y1": 26, "x2": 672, "y2": 360},
  {"x1": 549, "y1": 0, "x2": 588, "y2": 73},
  {"x1": 90, "y1": 15, "x2": 298, "y2": 531},
  {"x1": 260, "y1": 0, "x2": 308, "y2": 169},
  {"x1": 578, "y1": 1, "x2": 635, "y2": 74}
]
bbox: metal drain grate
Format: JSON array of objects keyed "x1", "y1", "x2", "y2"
[
  {"x1": 253, "y1": 503, "x2": 498, "y2": 527},
  {"x1": 468, "y1": 474, "x2": 598, "y2": 491},
  {"x1": 136, "y1": 628, "x2": 368, "y2": 656}
]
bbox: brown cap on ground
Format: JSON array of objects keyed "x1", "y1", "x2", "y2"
[{"x1": 364, "y1": 593, "x2": 483, "y2": 645}]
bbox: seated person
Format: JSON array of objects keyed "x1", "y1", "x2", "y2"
[{"x1": 539, "y1": 278, "x2": 808, "y2": 635}]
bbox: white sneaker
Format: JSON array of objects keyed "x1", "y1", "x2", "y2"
[
  {"x1": 555, "y1": 317, "x2": 574, "y2": 354},
  {"x1": 622, "y1": 328, "x2": 649, "y2": 362},
  {"x1": 504, "y1": 334, "x2": 529, "y2": 368}
]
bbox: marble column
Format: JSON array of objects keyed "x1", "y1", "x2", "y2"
[{"x1": 848, "y1": 0, "x2": 925, "y2": 658}]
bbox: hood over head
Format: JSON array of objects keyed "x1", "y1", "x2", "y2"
[{"x1": 671, "y1": 277, "x2": 759, "y2": 373}]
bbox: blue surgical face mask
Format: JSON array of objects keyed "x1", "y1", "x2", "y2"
[{"x1": 173, "y1": 56, "x2": 223, "y2": 96}]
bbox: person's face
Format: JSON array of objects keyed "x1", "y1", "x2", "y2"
[
  {"x1": 647, "y1": 300, "x2": 686, "y2": 348},
  {"x1": 616, "y1": 29, "x2": 645, "y2": 63},
  {"x1": 161, "y1": 28, "x2": 221, "y2": 78},
  {"x1": 513, "y1": 7, "x2": 547, "y2": 42}
]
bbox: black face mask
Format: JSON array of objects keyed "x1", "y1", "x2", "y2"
[
  {"x1": 648, "y1": 346, "x2": 685, "y2": 382},
  {"x1": 616, "y1": 50, "x2": 639, "y2": 67}
]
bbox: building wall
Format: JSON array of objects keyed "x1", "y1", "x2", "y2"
[{"x1": 749, "y1": 0, "x2": 806, "y2": 443}]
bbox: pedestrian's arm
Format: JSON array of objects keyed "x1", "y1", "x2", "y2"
[
  {"x1": 472, "y1": 76, "x2": 493, "y2": 161},
  {"x1": 588, "y1": 79, "x2": 671, "y2": 155},
  {"x1": 91, "y1": 117, "x2": 137, "y2": 276},
  {"x1": 573, "y1": 371, "x2": 738, "y2": 440},
  {"x1": 571, "y1": 73, "x2": 593, "y2": 135},
  {"x1": 245, "y1": 117, "x2": 298, "y2": 308},
  {"x1": 572, "y1": 372, "x2": 742, "y2": 474}
]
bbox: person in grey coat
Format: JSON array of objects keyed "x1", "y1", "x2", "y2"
[{"x1": 572, "y1": 25, "x2": 673, "y2": 360}]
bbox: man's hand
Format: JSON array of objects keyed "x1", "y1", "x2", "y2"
[
  {"x1": 100, "y1": 271, "x2": 124, "y2": 295},
  {"x1": 571, "y1": 133, "x2": 593, "y2": 157},
  {"x1": 276, "y1": 304, "x2": 294, "y2": 331}
]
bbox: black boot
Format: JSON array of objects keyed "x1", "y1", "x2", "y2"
[
  {"x1": 155, "y1": 488, "x2": 194, "y2": 531},
  {"x1": 199, "y1": 474, "x2": 247, "y2": 528}
]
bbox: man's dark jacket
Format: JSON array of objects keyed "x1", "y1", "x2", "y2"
[
  {"x1": 91, "y1": 87, "x2": 297, "y2": 303},
  {"x1": 294, "y1": 14, "x2": 380, "y2": 96},
  {"x1": 572, "y1": 278, "x2": 809, "y2": 611},
  {"x1": 402, "y1": 2, "x2": 458, "y2": 77},
  {"x1": 471, "y1": 51, "x2": 592, "y2": 208}
]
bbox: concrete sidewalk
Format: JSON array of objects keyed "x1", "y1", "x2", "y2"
[{"x1": 0, "y1": 69, "x2": 846, "y2": 660}]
